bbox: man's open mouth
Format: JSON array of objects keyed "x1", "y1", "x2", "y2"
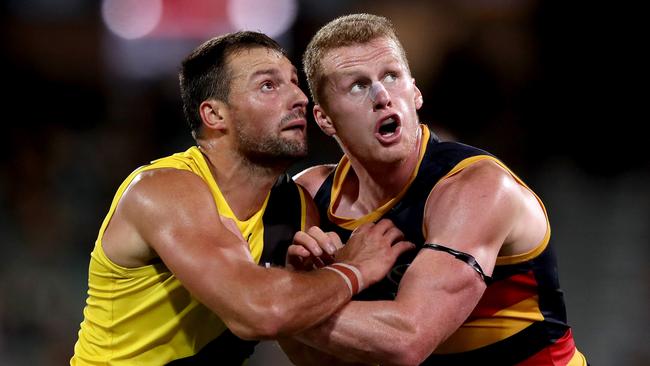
[{"x1": 378, "y1": 117, "x2": 399, "y2": 136}]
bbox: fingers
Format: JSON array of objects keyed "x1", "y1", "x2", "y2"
[
  {"x1": 327, "y1": 231, "x2": 344, "y2": 251},
  {"x1": 293, "y1": 230, "x2": 324, "y2": 257},
  {"x1": 290, "y1": 227, "x2": 340, "y2": 270},
  {"x1": 304, "y1": 226, "x2": 338, "y2": 255},
  {"x1": 390, "y1": 241, "x2": 416, "y2": 259},
  {"x1": 384, "y1": 227, "x2": 405, "y2": 246},
  {"x1": 360, "y1": 219, "x2": 405, "y2": 245},
  {"x1": 286, "y1": 245, "x2": 308, "y2": 271},
  {"x1": 287, "y1": 244, "x2": 311, "y2": 258}
]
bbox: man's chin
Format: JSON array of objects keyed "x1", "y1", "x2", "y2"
[{"x1": 242, "y1": 146, "x2": 308, "y2": 168}]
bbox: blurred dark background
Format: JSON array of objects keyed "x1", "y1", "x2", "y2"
[{"x1": 0, "y1": 0, "x2": 647, "y2": 365}]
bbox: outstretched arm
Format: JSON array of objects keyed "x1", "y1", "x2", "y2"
[
  {"x1": 291, "y1": 160, "x2": 546, "y2": 365},
  {"x1": 107, "y1": 168, "x2": 411, "y2": 340}
]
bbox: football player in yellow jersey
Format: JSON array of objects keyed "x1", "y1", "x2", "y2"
[
  {"x1": 70, "y1": 31, "x2": 414, "y2": 365},
  {"x1": 284, "y1": 14, "x2": 587, "y2": 366}
]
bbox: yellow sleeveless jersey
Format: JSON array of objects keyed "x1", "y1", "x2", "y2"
[{"x1": 71, "y1": 146, "x2": 307, "y2": 365}]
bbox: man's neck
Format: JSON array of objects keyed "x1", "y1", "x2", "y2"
[
  {"x1": 338, "y1": 132, "x2": 423, "y2": 217},
  {"x1": 199, "y1": 145, "x2": 287, "y2": 221}
]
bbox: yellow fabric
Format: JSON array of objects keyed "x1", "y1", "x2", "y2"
[
  {"x1": 569, "y1": 350, "x2": 588, "y2": 366},
  {"x1": 71, "y1": 147, "x2": 269, "y2": 365},
  {"x1": 435, "y1": 296, "x2": 544, "y2": 353},
  {"x1": 327, "y1": 125, "x2": 430, "y2": 229},
  {"x1": 297, "y1": 184, "x2": 308, "y2": 231}
]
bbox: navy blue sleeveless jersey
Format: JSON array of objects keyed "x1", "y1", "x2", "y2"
[{"x1": 313, "y1": 125, "x2": 586, "y2": 365}]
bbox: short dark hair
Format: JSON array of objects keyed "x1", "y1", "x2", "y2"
[{"x1": 179, "y1": 31, "x2": 287, "y2": 139}]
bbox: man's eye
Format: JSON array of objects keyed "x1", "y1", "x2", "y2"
[
  {"x1": 384, "y1": 73, "x2": 397, "y2": 83},
  {"x1": 261, "y1": 82, "x2": 275, "y2": 91},
  {"x1": 350, "y1": 83, "x2": 366, "y2": 94}
]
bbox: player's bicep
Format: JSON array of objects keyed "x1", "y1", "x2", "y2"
[
  {"x1": 394, "y1": 248, "x2": 486, "y2": 346},
  {"x1": 423, "y1": 160, "x2": 519, "y2": 276},
  {"x1": 122, "y1": 169, "x2": 254, "y2": 302}
]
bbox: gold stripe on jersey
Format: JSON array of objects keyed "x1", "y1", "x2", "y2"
[
  {"x1": 71, "y1": 146, "x2": 270, "y2": 365},
  {"x1": 569, "y1": 349, "x2": 588, "y2": 366},
  {"x1": 434, "y1": 295, "x2": 544, "y2": 354},
  {"x1": 327, "y1": 125, "x2": 430, "y2": 230},
  {"x1": 297, "y1": 184, "x2": 308, "y2": 231}
]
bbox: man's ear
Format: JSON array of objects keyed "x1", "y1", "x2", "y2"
[
  {"x1": 313, "y1": 104, "x2": 336, "y2": 136},
  {"x1": 412, "y1": 78, "x2": 423, "y2": 110},
  {"x1": 199, "y1": 99, "x2": 228, "y2": 132}
]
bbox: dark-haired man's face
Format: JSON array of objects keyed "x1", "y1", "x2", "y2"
[{"x1": 226, "y1": 48, "x2": 308, "y2": 165}]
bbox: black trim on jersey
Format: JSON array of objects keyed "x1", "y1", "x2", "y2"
[
  {"x1": 423, "y1": 243, "x2": 492, "y2": 285},
  {"x1": 168, "y1": 174, "x2": 304, "y2": 365},
  {"x1": 166, "y1": 329, "x2": 256, "y2": 365},
  {"x1": 261, "y1": 173, "x2": 303, "y2": 266}
]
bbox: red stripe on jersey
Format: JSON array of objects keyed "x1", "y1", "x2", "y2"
[
  {"x1": 517, "y1": 329, "x2": 576, "y2": 365},
  {"x1": 468, "y1": 271, "x2": 538, "y2": 320}
]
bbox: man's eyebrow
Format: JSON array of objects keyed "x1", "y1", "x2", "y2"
[
  {"x1": 332, "y1": 70, "x2": 367, "y2": 82},
  {"x1": 249, "y1": 66, "x2": 298, "y2": 80}
]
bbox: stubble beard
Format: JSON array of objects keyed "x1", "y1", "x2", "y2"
[{"x1": 234, "y1": 123, "x2": 308, "y2": 169}]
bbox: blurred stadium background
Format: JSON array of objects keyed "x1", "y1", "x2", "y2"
[{"x1": 0, "y1": 0, "x2": 646, "y2": 365}]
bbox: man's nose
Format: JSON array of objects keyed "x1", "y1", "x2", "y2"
[
  {"x1": 290, "y1": 83, "x2": 308, "y2": 110},
  {"x1": 370, "y1": 82, "x2": 391, "y2": 110}
]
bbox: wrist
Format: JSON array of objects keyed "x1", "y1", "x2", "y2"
[{"x1": 323, "y1": 263, "x2": 365, "y2": 296}]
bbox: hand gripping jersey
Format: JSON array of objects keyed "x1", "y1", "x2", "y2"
[
  {"x1": 313, "y1": 125, "x2": 586, "y2": 365},
  {"x1": 71, "y1": 147, "x2": 307, "y2": 365}
]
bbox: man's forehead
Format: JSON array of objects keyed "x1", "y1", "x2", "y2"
[
  {"x1": 230, "y1": 46, "x2": 284, "y2": 60},
  {"x1": 321, "y1": 37, "x2": 404, "y2": 73},
  {"x1": 228, "y1": 48, "x2": 295, "y2": 77}
]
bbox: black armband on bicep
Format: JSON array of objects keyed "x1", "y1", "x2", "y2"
[{"x1": 422, "y1": 243, "x2": 493, "y2": 285}]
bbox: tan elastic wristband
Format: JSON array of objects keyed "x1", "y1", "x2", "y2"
[{"x1": 324, "y1": 263, "x2": 364, "y2": 295}]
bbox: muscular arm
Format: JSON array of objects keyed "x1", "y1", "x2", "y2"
[
  {"x1": 293, "y1": 160, "x2": 546, "y2": 365},
  {"x1": 108, "y1": 168, "x2": 353, "y2": 340}
]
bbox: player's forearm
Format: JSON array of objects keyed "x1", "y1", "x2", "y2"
[
  {"x1": 222, "y1": 266, "x2": 353, "y2": 340},
  {"x1": 296, "y1": 301, "x2": 430, "y2": 366}
]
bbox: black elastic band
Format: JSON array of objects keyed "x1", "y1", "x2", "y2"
[{"x1": 422, "y1": 243, "x2": 492, "y2": 285}]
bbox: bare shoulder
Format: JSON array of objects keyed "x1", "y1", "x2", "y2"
[
  {"x1": 119, "y1": 169, "x2": 209, "y2": 219},
  {"x1": 103, "y1": 168, "x2": 215, "y2": 267},
  {"x1": 424, "y1": 158, "x2": 544, "y2": 258},
  {"x1": 454, "y1": 159, "x2": 514, "y2": 187},
  {"x1": 431, "y1": 158, "x2": 519, "y2": 201},
  {"x1": 293, "y1": 164, "x2": 336, "y2": 198},
  {"x1": 126, "y1": 168, "x2": 208, "y2": 202},
  {"x1": 424, "y1": 159, "x2": 522, "y2": 250}
]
